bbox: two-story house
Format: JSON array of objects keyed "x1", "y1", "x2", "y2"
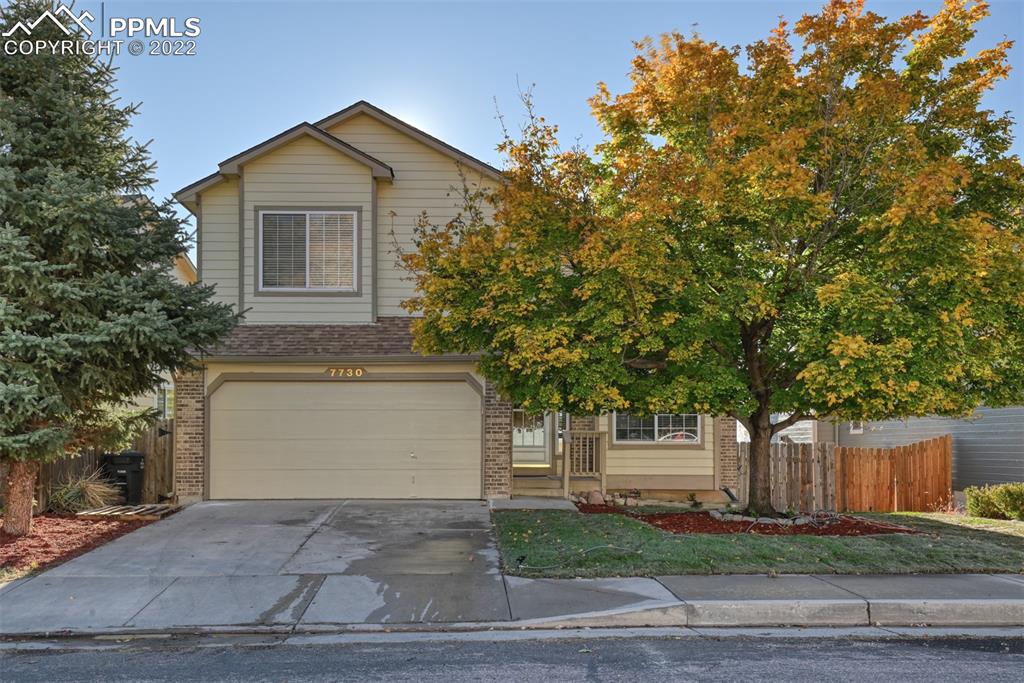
[{"x1": 173, "y1": 101, "x2": 738, "y2": 504}]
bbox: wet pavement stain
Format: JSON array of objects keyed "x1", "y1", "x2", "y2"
[{"x1": 257, "y1": 575, "x2": 325, "y2": 624}]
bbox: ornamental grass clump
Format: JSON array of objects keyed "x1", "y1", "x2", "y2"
[{"x1": 48, "y1": 470, "x2": 121, "y2": 513}]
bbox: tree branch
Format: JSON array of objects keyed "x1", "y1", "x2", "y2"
[{"x1": 770, "y1": 411, "x2": 810, "y2": 435}]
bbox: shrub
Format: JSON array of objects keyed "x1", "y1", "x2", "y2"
[
  {"x1": 964, "y1": 485, "x2": 1004, "y2": 519},
  {"x1": 48, "y1": 470, "x2": 120, "y2": 513},
  {"x1": 991, "y1": 483, "x2": 1024, "y2": 521}
]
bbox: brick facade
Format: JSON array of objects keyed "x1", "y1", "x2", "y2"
[
  {"x1": 174, "y1": 370, "x2": 206, "y2": 503},
  {"x1": 714, "y1": 416, "x2": 739, "y2": 489},
  {"x1": 482, "y1": 381, "x2": 513, "y2": 499}
]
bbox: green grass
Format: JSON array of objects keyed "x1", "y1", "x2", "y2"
[{"x1": 492, "y1": 510, "x2": 1024, "y2": 578}]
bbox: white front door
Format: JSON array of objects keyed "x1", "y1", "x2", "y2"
[{"x1": 512, "y1": 409, "x2": 549, "y2": 466}]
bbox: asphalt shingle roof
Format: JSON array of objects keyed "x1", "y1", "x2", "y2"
[{"x1": 202, "y1": 317, "x2": 456, "y2": 358}]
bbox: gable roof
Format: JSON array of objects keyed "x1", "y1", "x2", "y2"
[
  {"x1": 174, "y1": 122, "x2": 393, "y2": 211},
  {"x1": 175, "y1": 101, "x2": 502, "y2": 214},
  {"x1": 315, "y1": 100, "x2": 503, "y2": 181},
  {"x1": 217, "y1": 122, "x2": 393, "y2": 177}
]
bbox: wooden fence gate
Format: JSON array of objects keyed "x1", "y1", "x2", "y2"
[
  {"x1": 737, "y1": 435, "x2": 952, "y2": 513},
  {"x1": 30, "y1": 419, "x2": 175, "y2": 511}
]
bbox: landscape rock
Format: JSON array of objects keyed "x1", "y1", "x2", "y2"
[
  {"x1": 709, "y1": 510, "x2": 723, "y2": 520},
  {"x1": 587, "y1": 490, "x2": 605, "y2": 506},
  {"x1": 793, "y1": 516, "x2": 812, "y2": 526}
]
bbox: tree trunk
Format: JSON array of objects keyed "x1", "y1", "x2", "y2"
[
  {"x1": 1, "y1": 459, "x2": 39, "y2": 537},
  {"x1": 746, "y1": 424, "x2": 774, "y2": 516}
]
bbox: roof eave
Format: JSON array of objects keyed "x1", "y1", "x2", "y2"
[
  {"x1": 314, "y1": 100, "x2": 503, "y2": 182},
  {"x1": 217, "y1": 122, "x2": 393, "y2": 178}
]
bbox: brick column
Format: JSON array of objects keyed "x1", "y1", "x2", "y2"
[
  {"x1": 714, "y1": 416, "x2": 739, "y2": 489},
  {"x1": 482, "y1": 381, "x2": 513, "y2": 499},
  {"x1": 174, "y1": 369, "x2": 206, "y2": 504}
]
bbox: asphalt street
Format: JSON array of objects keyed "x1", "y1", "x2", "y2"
[{"x1": 2, "y1": 635, "x2": 1022, "y2": 682}]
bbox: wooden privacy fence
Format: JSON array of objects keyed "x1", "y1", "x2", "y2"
[
  {"x1": 737, "y1": 435, "x2": 952, "y2": 513},
  {"x1": 32, "y1": 419, "x2": 175, "y2": 511},
  {"x1": 837, "y1": 435, "x2": 953, "y2": 513},
  {"x1": 737, "y1": 442, "x2": 836, "y2": 513}
]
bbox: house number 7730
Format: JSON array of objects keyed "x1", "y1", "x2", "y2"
[{"x1": 325, "y1": 367, "x2": 365, "y2": 378}]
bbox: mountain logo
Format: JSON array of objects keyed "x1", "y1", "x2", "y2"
[{"x1": 2, "y1": 4, "x2": 94, "y2": 38}]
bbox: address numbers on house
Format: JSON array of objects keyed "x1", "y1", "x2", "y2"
[{"x1": 324, "y1": 367, "x2": 366, "y2": 378}]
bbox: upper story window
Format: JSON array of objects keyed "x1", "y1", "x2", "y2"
[
  {"x1": 614, "y1": 412, "x2": 700, "y2": 444},
  {"x1": 259, "y1": 210, "x2": 357, "y2": 291}
]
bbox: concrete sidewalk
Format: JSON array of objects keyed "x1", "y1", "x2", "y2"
[
  {"x1": 2, "y1": 572, "x2": 1021, "y2": 637},
  {"x1": 0, "y1": 500, "x2": 1021, "y2": 637}
]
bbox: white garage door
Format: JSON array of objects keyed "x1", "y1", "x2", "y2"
[{"x1": 209, "y1": 380, "x2": 482, "y2": 499}]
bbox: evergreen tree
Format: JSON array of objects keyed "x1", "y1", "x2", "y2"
[{"x1": 0, "y1": 0, "x2": 236, "y2": 535}]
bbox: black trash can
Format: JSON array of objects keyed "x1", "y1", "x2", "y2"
[{"x1": 101, "y1": 450, "x2": 145, "y2": 505}]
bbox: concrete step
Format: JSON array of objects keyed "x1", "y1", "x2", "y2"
[
  {"x1": 511, "y1": 488, "x2": 566, "y2": 498},
  {"x1": 512, "y1": 478, "x2": 561, "y2": 490}
]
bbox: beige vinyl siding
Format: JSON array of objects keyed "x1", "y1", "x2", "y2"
[
  {"x1": 198, "y1": 177, "x2": 240, "y2": 311},
  {"x1": 600, "y1": 414, "x2": 715, "y2": 477},
  {"x1": 326, "y1": 113, "x2": 499, "y2": 316},
  {"x1": 241, "y1": 135, "x2": 374, "y2": 323}
]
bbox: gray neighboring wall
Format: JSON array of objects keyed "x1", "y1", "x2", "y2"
[
  {"x1": 836, "y1": 406, "x2": 1024, "y2": 489},
  {"x1": 736, "y1": 415, "x2": 821, "y2": 444}
]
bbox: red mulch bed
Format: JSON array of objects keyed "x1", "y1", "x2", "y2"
[
  {"x1": 575, "y1": 503, "x2": 915, "y2": 537},
  {"x1": 1, "y1": 515, "x2": 150, "y2": 575}
]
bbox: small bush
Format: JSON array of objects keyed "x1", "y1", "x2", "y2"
[
  {"x1": 965, "y1": 486, "x2": 1003, "y2": 519},
  {"x1": 991, "y1": 483, "x2": 1024, "y2": 521},
  {"x1": 48, "y1": 470, "x2": 120, "y2": 513},
  {"x1": 687, "y1": 492, "x2": 703, "y2": 510},
  {"x1": 964, "y1": 483, "x2": 1024, "y2": 521}
]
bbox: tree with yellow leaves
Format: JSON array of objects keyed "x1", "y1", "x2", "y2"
[{"x1": 403, "y1": 0, "x2": 1024, "y2": 514}]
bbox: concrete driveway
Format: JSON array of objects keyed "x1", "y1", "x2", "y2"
[{"x1": 0, "y1": 500, "x2": 512, "y2": 633}]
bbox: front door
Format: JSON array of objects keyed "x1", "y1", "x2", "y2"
[{"x1": 512, "y1": 409, "x2": 549, "y2": 467}]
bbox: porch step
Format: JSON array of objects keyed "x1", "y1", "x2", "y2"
[
  {"x1": 513, "y1": 474, "x2": 603, "y2": 498},
  {"x1": 512, "y1": 476, "x2": 562, "y2": 489},
  {"x1": 511, "y1": 487, "x2": 566, "y2": 498}
]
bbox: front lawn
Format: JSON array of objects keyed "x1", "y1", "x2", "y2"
[{"x1": 492, "y1": 509, "x2": 1024, "y2": 577}]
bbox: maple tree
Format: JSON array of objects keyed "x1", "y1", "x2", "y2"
[{"x1": 404, "y1": 0, "x2": 1024, "y2": 513}]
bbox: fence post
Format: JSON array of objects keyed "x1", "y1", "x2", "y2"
[{"x1": 835, "y1": 446, "x2": 845, "y2": 512}]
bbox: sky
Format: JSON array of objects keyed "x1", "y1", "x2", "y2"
[{"x1": 57, "y1": 0, "x2": 1024, "y2": 254}]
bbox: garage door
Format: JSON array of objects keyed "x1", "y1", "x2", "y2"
[{"x1": 209, "y1": 380, "x2": 482, "y2": 499}]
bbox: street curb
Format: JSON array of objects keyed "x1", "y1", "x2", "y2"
[
  {"x1": 868, "y1": 599, "x2": 1024, "y2": 627},
  {"x1": 3, "y1": 626, "x2": 1024, "y2": 652},
  {"x1": 2, "y1": 597, "x2": 1022, "y2": 639}
]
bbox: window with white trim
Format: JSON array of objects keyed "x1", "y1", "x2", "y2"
[
  {"x1": 614, "y1": 412, "x2": 700, "y2": 443},
  {"x1": 260, "y1": 210, "x2": 356, "y2": 290},
  {"x1": 155, "y1": 381, "x2": 174, "y2": 419},
  {"x1": 849, "y1": 420, "x2": 865, "y2": 435}
]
